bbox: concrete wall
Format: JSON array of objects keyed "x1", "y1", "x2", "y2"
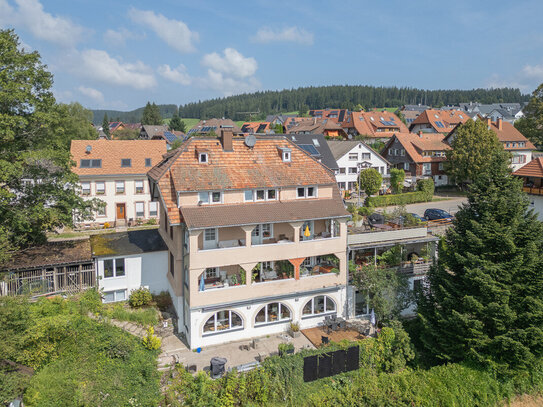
[
  {"x1": 141, "y1": 251, "x2": 169, "y2": 294},
  {"x1": 187, "y1": 287, "x2": 347, "y2": 349},
  {"x1": 348, "y1": 227, "x2": 428, "y2": 246}
]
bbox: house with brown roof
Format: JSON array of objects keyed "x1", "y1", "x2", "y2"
[
  {"x1": 309, "y1": 109, "x2": 350, "y2": 124},
  {"x1": 382, "y1": 132, "x2": 451, "y2": 186},
  {"x1": 240, "y1": 121, "x2": 272, "y2": 134},
  {"x1": 286, "y1": 117, "x2": 348, "y2": 138},
  {"x1": 513, "y1": 157, "x2": 543, "y2": 220},
  {"x1": 147, "y1": 128, "x2": 350, "y2": 349},
  {"x1": 186, "y1": 118, "x2": 241, "y2": 136},
  {"x1": 341, "y1": 111, "x2": 409, "y2": 141},
  {"x1": 71, "y1": 139, "x2": 167, "y2": 227},
  {"x1": 409, "y1": 109, "x2": 469, "y2": 134},
  {"x1": 140, "y1": 124, "x2": 169, "y2": 140},
  {"x1": 445, "y1": 117, "x2": 535, "y2": 172}
]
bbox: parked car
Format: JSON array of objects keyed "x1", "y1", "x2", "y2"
[{"x1": 424, "y1": 208, "x2": 453, "y2": 221}]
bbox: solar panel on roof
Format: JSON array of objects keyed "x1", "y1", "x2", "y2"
[
  {"x1": 299, "y1": 144, "x2": 320, "y2": 155},
  {"x1": 435, "y1": 121, "x2": 445, "y2": 128},
  {"x1": 164, "y1": 131, "x2": 179, "y2": 143}
]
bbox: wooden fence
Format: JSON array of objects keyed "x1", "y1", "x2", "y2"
[{"x1": 0, "y1": 262, "x2": 96, "y2": 297}]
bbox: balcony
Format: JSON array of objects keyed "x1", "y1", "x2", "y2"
[
  {"x1": 198, "y1": 265, "x2": 248, "y2": 291},
  {"x1": 523, "y1": 186, "x2": 543, "y2": 196}
]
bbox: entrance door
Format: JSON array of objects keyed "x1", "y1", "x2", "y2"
[{"x1": 116, "y1": 203, "x2": 126, "y2": 220}]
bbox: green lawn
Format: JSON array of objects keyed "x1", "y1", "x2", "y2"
[{"x1": 162, "y1": 118, "x2": 200, "y2": 131}]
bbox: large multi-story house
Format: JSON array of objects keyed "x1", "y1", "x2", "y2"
[
  {"x1": 409, "y1": 109, "x2": 469, "y2": 134},
  {"x1": 309, "y1": 109, "x2": 350, "y2": 124},
  {"x1": 147, "y1": 128, "x2": 350, "y2": 349},
  {"x1": 382, "y1": 132, "x2": 451, "y2": 186},
  {"x1": 341, "y1": 110, "x2": 409, "y2": 141},
  {"x1": 513, "y1": 157, "x2": 543, "y2": 220},
  {"x1": 286, "y1": 117, "x2": 348, "y2": 138},
  {"x1": 445, "y1": 117, "x2": 535, "y2": 172},
  {"x1": 327, "y1": 140, "x2": 390, "y2": 192},
  {"x1": 71, "y1": 140, "x2": 167, "y2": 227}
]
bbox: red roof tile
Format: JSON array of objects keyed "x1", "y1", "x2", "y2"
[{"x1": 513, "y1": 157, "x2": 543, "y2": 178}]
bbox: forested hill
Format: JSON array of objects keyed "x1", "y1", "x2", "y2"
[
  {"x1": 91, "y1": 104, "x2": 178, "y2": 125},
  {"x1": 178, "y1": 85, "x2": 529, "y2": 120}
]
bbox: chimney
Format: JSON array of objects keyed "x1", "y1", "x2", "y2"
[
  {"x1": 313, "y1": 117, "x2": 317, "y2": 125},
  {"x1": 220, "y1": 125, "x2": 233, "y2": 151},
  {"x1": 418, "y1": 131, "x2": 423, "y2": 138},
  {"x1": 497, "y1": 118, "x2": 503, "y2": 130},
  {"x1": 486, "y1": 117, "x2": 491, "y2": 129}
]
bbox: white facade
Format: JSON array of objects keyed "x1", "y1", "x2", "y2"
[
  {"x1": 181, "y1": 287, "x2": 346, "y2": 349},
  {"x1": 528, "y1": 195, "x2": 543, "y2": 221},
  {"x1": 510, "y1": 150, "x2": 533, "y2": 172},
  {"x1": 334, "y1": 143, "x2": 389, "y2": 191},
  {"x1": 78, "y1": 175, "x2": 159, "y2": 225},
  {"x1": 97, "y1": 251, "x2": 169, "y2": 302}
]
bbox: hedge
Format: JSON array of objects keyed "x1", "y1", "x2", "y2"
[{"x1": 366, "y1": 191, "x2": 431, "y2": 207}]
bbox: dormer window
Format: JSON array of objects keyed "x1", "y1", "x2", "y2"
[
  {"x1": 121, "y1": 158, "x2": 131, "y2": 167},
  {"x1": 199, "y1": 153, "x2": 208, "y2": 163},
  {"x1": 278, "y1": 146, "x2": 291, "y2": 162}
]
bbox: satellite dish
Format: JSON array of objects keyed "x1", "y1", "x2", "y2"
[
  {"x1": 85, "y1": 145, "x2": 92, "y2": 153},
  {"x1": 245, "y1": 135, "x2": 256, "y2": 148}
]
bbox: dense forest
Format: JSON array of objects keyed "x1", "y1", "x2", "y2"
[
  {"x1": 91, "y1": 104, "x2": 178, "y2": 125},
  {"x1": 90, "y1": 86, "x2": 529, "y2": 123},
  {"x1": 178, "y1": 85, "x2": 529, "y2": 120}
]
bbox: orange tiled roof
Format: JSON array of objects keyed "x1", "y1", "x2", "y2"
[
  {"x1": 241, "y1": 122, "x2": 271, "y2": 133},
  {"x1": 342, "y1": 111, "x2": 409, "y2": 138},
  {"x1": 487, "y1": 119, "x2": 536, "y2": 149},
  {"x1": 148, "y1": 136, "x2": 340, "y2": 225},
  {"x1": 410, "y1": 109, "x2": 469, "y2": 133},
  {"x1": 286, "y1": 118, "x2": 347, "y2": 137},
  {"x1": 513, "y1": 157, "x2": 543, "y2": 178},
  {"x1": 71, "y1": 140, "x2": 167, "y2": 176},
  {"x1": 385, "y1": 133, "x2": 450, "y2": 163}
]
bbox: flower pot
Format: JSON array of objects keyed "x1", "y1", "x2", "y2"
[{"x1": 290, "y1": 330, "x2": 301, "y2": 338}]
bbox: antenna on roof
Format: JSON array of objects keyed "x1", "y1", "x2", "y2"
[
  {"x1": 245, "y1": 134, "x2": 256, "y2": 148},
  {"x1": 85, "y1": 145, "x2": 92, "y2": 154}
]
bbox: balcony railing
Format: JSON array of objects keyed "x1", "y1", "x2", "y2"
[{"x1": 523, "y1": 186, "x2": 543, "y2": 196}]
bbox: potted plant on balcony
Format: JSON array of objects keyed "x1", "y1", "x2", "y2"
[
  {"x1": 288, "y1": 322, "x2": 300, "y2": 338},
  {"x1": 230, "y1": 274, "x2": 239, "y2": 286},
  {"x1": 239, "y1": 269, "x2": 246, "y2": 285},
  {"x1": 278, "y1": 342, "x2": 295, "y2": 356},
  {"x1": 252, "y1": 263, "x2": 260, "y2": 283},
  {"x1": 276, "y1": 260, "x2": 292, "y2": 279}
]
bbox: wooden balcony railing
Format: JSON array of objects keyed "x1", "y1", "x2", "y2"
[{"x1": 523, "y1": 186, "x2": 543, "y2": 196}]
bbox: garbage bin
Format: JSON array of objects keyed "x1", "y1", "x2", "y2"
[{"x1": 210, "y1": 357, "x2": 227, "y2": 378}]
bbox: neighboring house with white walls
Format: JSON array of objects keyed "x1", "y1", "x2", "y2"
[
  {"x1": 327, "y1": 140, "x2": 390, "y2": 193},
  {"x1": 71, "y1": 140, "x2": 167, "y2": 227},
  {"x1": 147, "y1": 128, "x2": 350, "y2": 349},
  {"x1": 513, "y1": 157, "x2": 543, "y2": 221},
  {"x1": 92, "y1": 229, "x2": 169, "y2": 302}
]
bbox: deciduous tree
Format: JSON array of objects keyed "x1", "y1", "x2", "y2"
[
  {"x1": 390, "y1": 168, "x2": 405, "y2": 194},
  {"x1": 515, "y1": 83, "x2": 543, "y2": 147},
  {"x1": 418, "y1": 156, "x2": 543, "y2": 372},
  {"x1": 445, "y1": 119, "x2": 510, "y2": 188},
  {"x1": 0, "y1": 29, "x2": 98, "y2": 261},
  {"x1": 358, "y1": 168, "x2": 382, "y2": 197}
]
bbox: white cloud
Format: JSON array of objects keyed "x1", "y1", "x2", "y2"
[
  {"x1": 522, "y1": 64, "x2": 543, "y2": 80},
  {"x1": 77, "y1": 86, "x2": 104, "y2": 103},
  {"x1": 252, "y1": 26, "x2": 314, "y2": 45},
  {"x1": 0, "y1": 0, "x2": 84, "y2": 47},
  {"x1": 128, "y1": 8, "x2": 198, "y2": 53},
  {"x1": 202, "y1": 48, "x2": 257, "y2": 79},
  {"x1": 72, "y1": 49, "x2": 157, "y2": 90},
  {"x1": 200, "y1": 48, "x2": 260, "y2": 96},
  {"x1": 157, "y1": 64, "x2": 191, "y2": 85},
  {"x1": 103, "y1": 28, "x2": 137, "y2": 46}
]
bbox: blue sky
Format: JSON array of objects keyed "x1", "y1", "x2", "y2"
[{"x1": 2, "y1": 0, "x2": 543, "y2": 111}]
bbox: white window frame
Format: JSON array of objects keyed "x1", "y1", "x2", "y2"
[
  {"x1": 103, "y1": 289, "x2": 127, "y2": 303},
  {"x1": 135, "y1": 180, "x2": 144, "y2": 194},
  {"x1": 205, "y1": 267, "x2": 219, "y2": 279},
  {"x1": 211, "y1": 191, "x2": 222, "y2": 204},
  {"x1": 198, "y1": 191, "x2": 222, "y2": 205},
  {"x1": 149, "y1": 201, "x2": 158, "y2": 217},
  {"x1": 95, "y1": 181, "x2": 105, "y2": 195},
  {"x1": 254, "y1": 302, "x2": 292, "y2": 326},
  {"x1": 115, "y1": 180, "x2": 125, "y2": 194},
  {"x1": 199, "y1": 153, "x2": 208, "y2": 163},
  {"x1": 348, "y1": 153, "x2": 358, "y2": 161},
  {"x1": 135, "y1": 201, "x2": 145, "y2": 218},
  {"x1": 302, "y1": 295, "x2": 336, "y2": 317},
  {"x1": 282, "y1": 151, "x2": 291, "y2": 162},
  {"x1": 203, "y1": 310, "x2": 243, "y2": 335},
  {"x1": 203, "y1": 228, "x2": 218, "y2": 249},
  {"x1": 423, "y1": 163, "x2": 432, "y2": 175},
  {"x1": 403, "y1": 162, "x2": 410, "y2": 171},
  {"x1": 438, "y1": 162, "x2": 444, "y2": 171},
  {"x1": 81, "y1": 181, "x2": 91, "y2": 196},
  {"x1": 297, "y1": 186, "x2": 318, "y2": 199},
  {"x1": 103, "y1": 258, "x2": 125, "y2": 279}
]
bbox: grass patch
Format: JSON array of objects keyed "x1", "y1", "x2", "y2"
[
  {"x1": 103, "y1": 302, "x2": 159, "y2": 326},
  {"x1": 181, "y1": 118, "x2": 200, "y2": 130}
]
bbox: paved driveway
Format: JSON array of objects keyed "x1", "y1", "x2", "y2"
[{"x1": 393, "y1": 197, "x2": 467, "y2": 217}]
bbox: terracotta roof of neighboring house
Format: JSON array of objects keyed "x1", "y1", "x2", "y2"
[
  {"x1": 342, "y1": 111, "x2": 409, "y2": 138},
  {"x1": 512, "y1": 157, "x2": 543, "y2": 178},
  {"x1": 283, "y1": 117, "x2": 313, "y2": 130},
  {"x1": 0, "y1": 239, "x2": 92, "y2": 271},
  {"x1": 241, "y1": 122, "x2": 272, "y2": 133},
  {"x1": 384, "y1": 133, "x2": 450, "y2": 163},
  {"x1": 124, "y1": 123, "x2": 142, "y2": 130},
  {"x1": 148, "y1": 135, "x2": 343, "y2": 225},
  {"x1": 151, "y1": 130, "x2": 186, "y2": 145},
  {"x1": 71, "y1": 139, "x2": 167, "y2": 176},
  {"x1": 90, "y1": 229, "x2": 167, "y2": 257},
  {"x1": 287, "y1": 118, "x2": 348, "y2": 138},
  {"x1": 283, "y1": 133, "x2": 339, "y2": 170},
  {"x1": 309, "y1": 109, "x2": 350, "y2": 123},
  {"x1": 181, "y1": 199, "x2": 349, "y2": 230},
  {"x1": 141, "y1": 124, "x2": 169, "y2": 138},
  {"x1": 409, "y1": 109, "x2": 469, "y2": 133},
  {"x1": 187, "y1": 119, "x2": 241, "y2": 135},
  {"x1": 109, "y1": 122, "x2": 124, "y2": 132}
]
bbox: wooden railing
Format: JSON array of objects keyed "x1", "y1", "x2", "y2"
[{"x1": 523, "y1": 186, "x2": 543, "y2": 196}]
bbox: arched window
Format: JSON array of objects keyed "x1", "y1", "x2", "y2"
[
  {"x1": 302, "y1": 295, "x2": 336, "y2": 317},
  {"x1": 255, "y1": 302, "x2": 291, "y2": 325},
  {"x1": 203, "y1": 310, "x2": 243, "y2": 334}
]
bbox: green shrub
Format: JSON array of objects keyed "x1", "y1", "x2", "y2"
[
  {"x1": 358, "y1": 205, "x2": 374, "y2": 216},
  {"x1": 142, "y1": 327, "x2": 161, "y2": 350},
  {"x1": 366, "y1": 191, "x2": 431, "y2": 207},
  {"x1": 104, "y1": 302, "x2": 159, "y2": 326},
  {"x1": 417, "y1": 178, "x2": 435, "y2": 200},
  {"x1": 128, "y1": 287, "x2": 152, "y2": 308},
  {"x1": 152, "y1": 291, "x2": 172, "y2": 311}
]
